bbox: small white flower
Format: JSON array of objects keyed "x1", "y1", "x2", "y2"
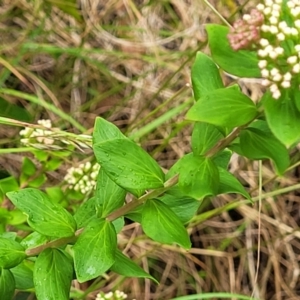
[
  {"x1": 293, "y1": 63, "x2": 300, "y2": 73},
  {"x1": 261, "y1": 69, "x2": 269, "y2": 77},
  {"x1": 287, "y1": 56, "x2": 298, "y2": 64},
  {"x1": 281, "y1": 81, "x2": 291, "y2": 88},
  {"x1": 272, "y1": 73, "x2": 282, "y2": 81},
  {"x1": 259, "y1": 39, "x2": 269, "y2": 47},
  {"x1": 283, "y1": 72, "x2": 292, "y2": 81},
  {"x1": 257, "y1": 3, "x2": 265, "y2": 11},
  {"x1": 269, "y1": 16, "x2": 278, "y2": 24},
  {"x1": 272, "y1": 89, "x2": 281, "y2": 99},
  {"x1": 258, "y1": 60, "x2": 268, "y2": 68},
  {"x1": 277, "y1": 33, "x2": 285, "y2": 41},
  {"x1": 262, "y1": 79, "x2": 271, "y2": 86},
  {"x1": 269, "y1": 25, "x2": 279, "y2": 34},
  {"x1": 270, "y1": 67, "x2": 279, "y2": 76},
  {"x1": 258, "y1": 49, "x2": 268, "y2": 57}
]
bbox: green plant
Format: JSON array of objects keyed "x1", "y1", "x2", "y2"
[{"x1": 1, "y1": 0, "x2": 300, "y2": 299}]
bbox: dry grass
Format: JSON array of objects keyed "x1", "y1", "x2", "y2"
[{"x1": 1, "y1": 0, "x2": 300, "y2": 300}]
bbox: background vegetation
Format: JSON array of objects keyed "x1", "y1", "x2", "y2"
[{"x1": 1, "y1": 0, "x2": 300, "y2": 299}]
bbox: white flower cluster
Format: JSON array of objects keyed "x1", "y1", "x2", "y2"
[
  {"x1": 96, "y1": 290, "x2": 129, "y2": 300},
  {"x1": 20, "y1": 119, "x2": 54, "y2": 146},
  {"x1": 64, "y1": 161, "x2": 100, "y2": 194},
  {"x1": 256, "y1": 0, "x2": 300, "y2": 99}
]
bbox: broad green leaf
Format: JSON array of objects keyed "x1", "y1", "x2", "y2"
[
  {"x1": 159, "y1": 188, "x2": 200, "y2": 224},
  {"x1": 293, "y1": 88, "x2": 300, "y2": 112},
  {"x1": 111, "y1": 249, "x2": 158, "y2": 283},
  {"x1": 46, "y1": 187, "x2": 65, "y2": 204},
  {"x1": 191, "y1": 52, "x2": 224, "y2": 100},
  {"x1": 93, "y1": 117, "x2": 126, "y2": 145},
  {"x1": 7, "y1": 209, "x2": 27, "y2": 226},
  {"x1": 218, "y1": 168, "x2": 251, "y2": 200},
  {"x1": 264, "y1": 91, "x2": 300, "y2": 147},
  {"x1": 21, "y1": 232, "x2": 51, "y2": 250},
  {"x1": 192, "y1": 122, "x2": 223, "y2": 156},
  {"x1": 0, "y1": 269, "x2": 15, "y2": 300},
  {"x1": 112, "y1": 217, "x2": 124, "y2": 233},
  {"x1": 167, "y1": 154, "x2": 219, "y2": 199},
  {"x1": 34, "y1": 249, "x2": 73, "y2": 300},
  {"x1": 125, "y1": 205, "x2": 143, "y2": 223},
  {"x1": 0, "y1": 176, "x2": 19, "y2": 200},
  {"x1": 240, "y1": 128, "x2": 289, "y2": 175},
  {"x1": 206, "y1": 24, "x2": 261, "y2": 77},
  {"x1": 0, "y1": 96, "x2": 31, "y2": 122},
  {"x1": 21, "y1": 157, "x2": 36, "y2": 177},
  {"x1": 45, "y1": 0, "x2": 83, "y2": 22},
  {"x1": 141, "y1": 199, "x2": 191, "y2": 249},
  {"x1": 94, "y1": 139, "x2": 165, "y2": 196},
  {"x1": 0, "y1": 237, "x2": 26, "y2": 269},
  {"x1": 7, "y1": 189, "x2": 76, "y2": 238},
  {"x1": 74, "y1": 197, "x2": 97, "y2": 229},
  {"x1": 95, "y1": 168, "x2": 126, "y2": 217},
  {"x1": 212, "y1": 149, "x2": 232, "y2": 169},
  {"x1": 11, "y1": 261, "x2": 34, "y2": 290},
  {"x1": 186, "y1": 89, "x2": 257, "y2": 129},
  {"x1": 73, "y1": 218, "x2": 117, "y2": 282}
]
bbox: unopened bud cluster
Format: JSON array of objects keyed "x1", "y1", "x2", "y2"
[
  {"x1": 228, "y1": 0, "x2": 300, "y2": 99},
  {"x1": 227, "y1": 9, "x2": 264, "y2": 50},
  {"x1": 64, "y1": 161, "x2": 100, "y2": 194},
  {"x1": 96, "y1": 290, "x2": 131, "y2": 300},
  {"x1": 20, "y1": 119, "x2": 54, "y2": 146}
]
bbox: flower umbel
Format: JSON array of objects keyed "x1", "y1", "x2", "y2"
[
  {"x1": 64, "y1": 161, "x2": 100, "y2": 195},
  {"x1": 96, "y1": 290, "x2": 130, "y2": 300},
  {"x1": 228, "y1": 0, "x2": 300, "y2": 100},
  {"x1": 20, "y1": 119, "x2": 54, "y2": 147}
]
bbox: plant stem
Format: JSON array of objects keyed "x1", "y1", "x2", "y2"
[
  {"x1": 25, "y1": 234, "x2": 78, "y2": 256},
  {"x1": 24, "y1": 176, "x2": 179, "y2": 256},
  {"x1": 205, "y1": 126, "x2": 245, "y2": 158},
  {"x1": 106, "y1": 174, "x2": 179, "y2": 221}
]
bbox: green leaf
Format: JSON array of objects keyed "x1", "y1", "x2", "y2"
[
  {"x1": 112, "y1": 217, "x2": 124, "y2": 233},
  {"x1": 46, "y1": 187, "x2": 65, "y2": 204},
  {"x1": 7, "y1": 209, "x2": 27, "y2": 226},
  {"x1": 192, "y1": 122, "x2": 224, "y2": 156},
  {"x1": 10, "y1": 261, "x2": 34, "y2": 290},
  {"x1": 73, "y1": 218, "x2": 117, "y2": 282},
  {"x1": 264, "y1": 91, "x2": 300, "y2": 147},
  {"x1": 141, "y1": 199, "x2": 191, "y2": 249},
  {"x1": 21, "y1": 157, "x2": 36, "y2": 177},
  {"x1": 0, "y1": 96, "x2": 31, "y2": 122},
  {"x1": 95, "y1": 168, "x2": 126, "y2": 217},
  {"x1": 0, "y1": 269, "x2": 15, "y2": 300},
  {"x1": 7, "y1": 189, "x2": 76, "y2": 238},
  {"x1": 240, "y1": 128, "x2": 289, "y2": 175},
  {"x1": 111, "y1": 249, "x2": 158, "y2": 283},
  {"x1": 212, "y1": 149, "x2": 232, "y2": 169},
  {"x1": 45, "y1": 0, "x2": 83, "y2": 22},
  {"x1": 74, "y1": 197, "x2": 97, "y2": 229},
  {"x1": 125, "y1": 205, "x2": 143, "y2": 223},
  {"x1": 167, "y1": 154, "x2": 219, "y2": 199},
  {"x1": 93, "y1": 139, "x2": 165, "y2": 196},
  {"x1": 206, "y1": 24, "x2": 261, "y2": 77},
  {"x1": 191, "y1": 52, "x2": 224, "y2": 100},
  {"x1": 186, "y1": 88, "x2": 257, "y2": 129},
  {"x1": 218, "y1": 168, "x2": 251, "y2": 200},
  {"x1": 0, "y1": 237, "x2": 26, "y2": 269},
  {"x1": 93, "y1": 117, "x2": 126, "y2": 144},
  {"x1": 0, "y1": 176, "x2": 19, "y2": 200},
  {"x1": 159, "y1": 188, "x2": 200, "y2": 224},
  {"x1": 34, "y1": 248, "x2": 73, "y2": 300}
]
